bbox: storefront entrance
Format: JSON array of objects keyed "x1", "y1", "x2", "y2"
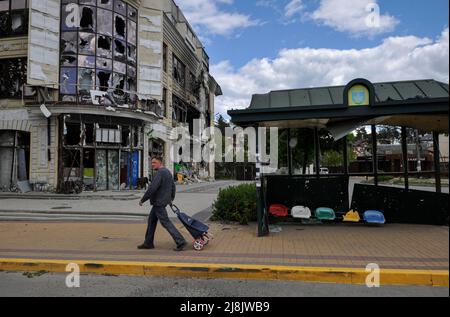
[{"x1": 0, "y1": 130, "x2": 30, "y2": 191}]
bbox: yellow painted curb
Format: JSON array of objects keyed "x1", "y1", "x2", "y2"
[{"x1": 0, "y1": 258, "x2": 448, "y2": 287}]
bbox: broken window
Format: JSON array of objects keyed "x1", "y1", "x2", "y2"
[
  {"x1": 79, "y1": 32, "x2": 96, "y2": 55},
  {"x1": 97, "y1": 71, "x2": 112, "y2": 91},
  {"x1": 114, "y1": 39, "x2": 126, "y2": 62},
  {"x1": 60, "y1": 67, "x2": 77, "y2": 95},
  {"x1": 127, "y1": 77, "x2": 137, "y2": 102},
  {"x1": 97, "y1": 8, "x2": 112, "y2": 36},
  {"x1": 97, "y1": 35, "x2": 112, "y2": 58},
  {"x1": 114, "y1": 0, "x2": 126, "y2": 16},
  {"x1": 173, "y1": 55, "x2": 186, "y2": 88},
  {"x1": 61, "y1": 32, "x2": 78, "y2": 54},
  {"x1": 80, "y1": 6, "x2": 96, "y2": 32},
  {"x1": 59, "y1": 1, "x2": 137, "y2": 106},
  {"x1": 112, "y1": 73, "x2": 125, "y2": 101},
  {"x1": 78, "y1": 68, "x2": 95, "y2": 95},
  {"x1": 127, "y1": 20, "x2": 136, "y2": 45},
  {"x1": 0, "y1": 0, "x2": 28, "y2": 38},
  {"x1": 97, "y1": 58, "x2": 112, "y2": 70},
  {"x1": 0, "y1": 58, "x2": 27, "y2": 98},
  {"x1": 98, "y1": 0, "x2": 112, "y2": 10},
  {"x1": 61, "y1": 55, "x2": 77, "y2": 67},
  {"x1": 114, "y1": 14, "x2": 126, "y2": 40},
  {"x1": 113, "y1": 61, "x2": 126, "y2": 74},
  {"x1": 127, "y1": 44, "x2": 137, "y2": 65},
  {"x1": 10, "y1": 10, "x2": 27, "y2": 35},
  {"x1": 127, "y1": 65, "x2": 136, "y2": 78},
  {"x1": 78, "y1": 55, "x2": 95, "y2": 68},
  {"x1": 128, "y1": 5, "x2": 137, "y2": 22}
]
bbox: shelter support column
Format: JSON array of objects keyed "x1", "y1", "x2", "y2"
[
  {"x1": 401, "y1": 127, "x2": 409, "y2": 191},
  {"x1": 371, "y1": 125, "x2": 378, "y2": 187},
  {"x1": 433, "y1": 132, "x2": 442, "y2": 194},
  {"x1": 314, "y1": 127, "x2": 320, "y2": 179}
]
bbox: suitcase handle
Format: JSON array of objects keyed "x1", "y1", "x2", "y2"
[{"x1": 169, "y1": 203, "x2": 180, "y2": 213}]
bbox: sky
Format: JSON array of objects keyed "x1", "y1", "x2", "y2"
[{"x1": 174, "y1": 0, "x2": 450, "y2": 119}]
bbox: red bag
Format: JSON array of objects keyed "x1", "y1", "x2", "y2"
[{"x1": 269, "y1": 204, "x2": 289, "y2": 217}]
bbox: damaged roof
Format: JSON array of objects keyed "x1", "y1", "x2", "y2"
[{"x1": 248, "y1": 79, "x2": 449, "y2": 109}]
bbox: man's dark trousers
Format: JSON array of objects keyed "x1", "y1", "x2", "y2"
[{"x1": 145, "y1": 205, "x2": 186, "y2": 247}]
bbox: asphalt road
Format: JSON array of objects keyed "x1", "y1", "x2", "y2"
[{"x1": 0, "y1": 272, "x2": 447, "y2": 297}]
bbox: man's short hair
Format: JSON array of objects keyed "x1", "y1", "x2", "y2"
[{"x1": 152, "y1": 156, "x2": 163, "y2": 163}]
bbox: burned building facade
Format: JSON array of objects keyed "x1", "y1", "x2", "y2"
[{"x1": 0, "y1": 0, "x2": 221, "y2": 192}]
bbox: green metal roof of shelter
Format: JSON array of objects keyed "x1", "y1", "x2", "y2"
[{"x1": 228, "y1": 79, "x2": 449, "y2": 133}]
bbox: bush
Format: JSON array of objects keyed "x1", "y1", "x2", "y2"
[{"x1": 211, "y1": 183, "x2": 257, "y2": 225}]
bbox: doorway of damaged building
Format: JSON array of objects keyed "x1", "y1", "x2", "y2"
[
  {"x1": 0, "y1": 130, "x2": 31, "y2": 191},
  {"x1": 228, "y1": 79, "x2": 449, "y2": 236},
  {"x1": 58, "y1": 114, "x2": 145, "y2": 193}
]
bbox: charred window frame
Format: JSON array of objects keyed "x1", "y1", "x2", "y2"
[
  {"x1": 172, "y1": 94, "x2": 187, "y2": 124},
  {"x1": 0, "y1": 57, "x2": 29, "y2": 98},
  {"x1": 59, "y1": 0, "x2": 138, "y2": 106},
  {"x1": 172, "y1": 54, "x2": 185, "y2": 88},
  {"x1": 0, "y1": 0, "x2": 29, "y2": 38}
]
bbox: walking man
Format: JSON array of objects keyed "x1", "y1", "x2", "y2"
[{"x1": 138, "y1": 157, "x2": 187, "y2": 251}]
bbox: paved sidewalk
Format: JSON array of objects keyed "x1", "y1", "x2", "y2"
[
  {"x1": 0, "y1": 181, "x2": 242, "y2": 219},
  {"x1": 0, "y1": 221, "x2": 447, "y2": 271}
]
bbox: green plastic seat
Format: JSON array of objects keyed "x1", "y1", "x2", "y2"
[{"x1": 315, "y1": 207, "x2": 336, "y2": 221}]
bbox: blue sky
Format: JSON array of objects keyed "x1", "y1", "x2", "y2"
[{"x1": 175, "y1": 0, "x2": 449, "y2": 117}]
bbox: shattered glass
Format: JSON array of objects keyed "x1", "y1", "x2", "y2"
[
  {"x1": 127, "y1": 77, "x2": 137, "y2": 102},
  {"x1": 78, "y1": 68, "x2": 95, "y2": 95},
  {"x1": 114, "y1": 14, "x2": 126, "y2": 40},
  {"x1": 96, "y1": 70, "x2": 112, "y2": 91},
  {"x1": 78, "y1": 55, "x2": 95, "y2": 68},
  {"x1": 61, "y1": 95, "x2": 77, "y2": 102},
  {"x1": 127, "y1": 65, "x2": 136, "y2": 79},
  {"x1": 112, "y1": 73, "x2": 125, "y2": 101},
  {"x1": 96, "y1": 58, "x2": 112, "y2": 70},
  {"x1": 97, "y1": 35, "x2": 112, "y2": 58},
  {"x1": 98, "y1": 0, "x2": 112, "y2": 10},
  {"x1": 114, "y1": 0, "x2": 126, "y2": 16},
  {"x1": 128, "y1": 5, "x2": 137, "y2": 22},
  {"x1": 114, "y1": 39, "x2": 126, "y2": 62},
  {"x1": 0, "y1": 58, "x2": 27, "y2": 98},
  {"x1": 80, "y1": 6, "x2": 96, "y2": 33},
  {"x1": 127, "y1": 44, "x2": 136, "y2": 65},
  {"x1": 60, "y1": 67, "x2": 77, "y2": 95},
  {"x1": 79, "y1": 32, "x2": 96, "y2": 55},
  {"x1": 61, "y1": 55, "x2": 77, "y2": 67},
  {"x1": 97, "y1": 8, "x2": 112, "y2": 36},
  {"x1": 61, "y1": 32, "x2": 78, "y2": 54},
  {"x1": 113, "y1": 61, "x2": 126, "y2": 74},
  {"x1": 11, "y1": 11, "x2": 27, "y2": 35},
  {"x1": 127, "y1": 20, "x2": 136, "y2": 45}
]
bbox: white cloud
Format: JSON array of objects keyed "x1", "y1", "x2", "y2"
[
  {"x1": 211, "y1": 28, "x2": 449, "y2": 117},
  {"x1": 174, "y1": 0, "x2": 260, "y2": 37},
  {"x1": 310, "y1": 0, "x2": 399, "y2": 36},
  {"x1": 285, "y1": 0, "x2": 305, "y2": 18}
]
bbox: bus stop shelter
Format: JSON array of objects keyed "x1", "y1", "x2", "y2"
[{"x1": 228, "y1": 79, "x2": 449, "y2": 236}]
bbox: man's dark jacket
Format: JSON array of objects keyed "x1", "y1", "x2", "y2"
[{"x1": 141, "y1": 168, "x2": 176, "y2": 207}]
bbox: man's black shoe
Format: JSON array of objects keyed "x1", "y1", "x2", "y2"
[
  {"x1": 173, "y1": 242, "x2": 187, "y2": 252},
  {"x1": 137, "y1": 244, "x2": 155, "y2": 250}
]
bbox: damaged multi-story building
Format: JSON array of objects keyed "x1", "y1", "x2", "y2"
[{"x1": 0, "y1": 0, "x2": 222, "y2": 192}]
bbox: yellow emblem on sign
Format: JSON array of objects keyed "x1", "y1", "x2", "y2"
[{"x1": 348, "y1": 85, "x2": 370, "y2": 106}]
